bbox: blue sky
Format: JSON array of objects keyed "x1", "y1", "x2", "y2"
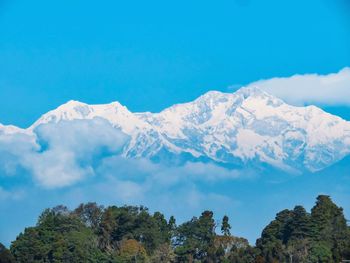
[
  {"x1": 0, "y1": 0, "x2": 350, "y2": 127},
  {"x1": 1, "y1": 0, "x2": 350, "y2": 247}
]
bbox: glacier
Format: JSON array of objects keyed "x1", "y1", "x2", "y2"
[{"x1": 2, "y1": 87, "x2": 350, "y2": 173}]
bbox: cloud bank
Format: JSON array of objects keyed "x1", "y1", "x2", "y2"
[
  {"x1": 0, "y1": 119, "x2": 128, "y2": 188},
  {"x1": 0, "y1": 118, "x2": 243, "y2": 190},
  {"x1": 0, "y1": 118, "x2": 244, "y2": 246},
  {"x1": 246, "y1": 67, "x2": 350, "y2": 106}
]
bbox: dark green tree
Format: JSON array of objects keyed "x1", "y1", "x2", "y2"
[
  {"x1": 256, "y1": 196, "x2": 350, "y2": 263},
  {"x1": 97, "y1": 205, "x2": 171, "y2": 256},
  {"x1": 288, "y1": 205, "x2": 311, "y2": 241},
  {"x1": 97, "y1": 206, "x2": 118, "y2": 252},
  {"x1": 0, "y1": 243, "x2": 15, "y2": 263},
  {"x1": 174, "y1": 210, "x2": 216, "y2": 262},
  {"x1": 168, "y1": 216, "x2": 176, "y2": 232},
  {"x1": 5, "y1": 195, "x2": 350, "y2": 263},
  {"x1": 221, "y1": 215, "x2": 231, "y2": 236},
  {"x1": 307, "y1": 242, "x2": 333, "y2": 263},
  {"x1": 256, "y1": 209, "x2": 293, "y2": 262},
  {"x1": 10, "y1": 206, "x2": 105, "y2": 263},
  {"x1": 310, "y1": 195, "x2": 350, "y2": 262}
]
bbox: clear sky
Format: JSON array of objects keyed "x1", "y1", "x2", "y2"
[
  {"x1": 1, "y1": 0, "x2": 350, "y2": 247},
  {"x1": 0, "y1": 0, "x2": 350, "y2": 127}
]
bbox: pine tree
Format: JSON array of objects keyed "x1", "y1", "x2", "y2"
[
  {"x1": 310, "y1": 195, "x2": 350, "y2": 262},
  {"x1": 168, "y1": 216, "x2": 176, "y2": 232},
  {"x1": 288, "y1": 205, "x2": 311, "y2": 241},
  {"x1": 221, "y1": 215, "x2": 231, "y2": 236}
]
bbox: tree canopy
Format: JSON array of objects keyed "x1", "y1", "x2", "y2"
[{"x1": 1, "y1": 195, "x2": 350, "y2": 262}]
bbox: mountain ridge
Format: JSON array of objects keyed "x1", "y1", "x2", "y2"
[{"x1": 2, "y1": 87, "x2": 350, "y2": 173}]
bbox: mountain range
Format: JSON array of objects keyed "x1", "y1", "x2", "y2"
[{"x1": 2, "y1": 87, "x2": 350, "y2": 173}]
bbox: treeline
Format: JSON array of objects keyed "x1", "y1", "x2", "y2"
[{"x1": 1, "y1": 195, "x2": 350, "y2": 263}]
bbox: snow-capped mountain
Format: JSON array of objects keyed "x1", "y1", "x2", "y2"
[
  {"x1": 0, "y1": 123, "x2": 28, "y2": 135},
  {"x1": 6, "y1": 87, "x2": 350, "y2": 172}
]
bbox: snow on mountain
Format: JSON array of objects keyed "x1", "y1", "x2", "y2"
[
  {"x1": 0, "y1": 123, "x2": 29, "y2": 135},
  {"x1": 14, "y1": 87, "x2": 350, "y2": 172},
  {"x1": 29, "y1": 100, "x2": 184, "y2": 158}
]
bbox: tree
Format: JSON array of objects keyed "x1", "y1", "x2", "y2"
[
  {"x1": 117, "y1": 239, "x2": 149, "y2": 263},
  {"x1": 150, "y1": 243, "x2": 175, "y2": 263},
  {"x1": 285, "y1": 239, "x2": 310, "y2": 263},
  {"x1": 288, "y1": 206, "x2": 311, "y2": 241},
  {"x1": 213, "y1": 235, "x2": 255, "y2": 262},
  {"x1": 0, "y1": 243, "x2": 15, "y2": 263},
  {"x1": 307, "y1": 242, "x2": 333, "y2": 263},
  {"x1": 174, "y1": 210, "x2": 216, "y2": 262},
  {"x1": 168, "y1": 216, "x2": 176, "y2": 234},
  {"x1": 98, "y1": 206, "x2": 118, "y2": 252},
  {"x1": 10, "y1": 206, "x2": 104, "y2": 263},
  {"x1": 5, "y1": 195, "x2": 350, "y2": 263},
  {"x1": 310, "y1": 195, "x2": 350, "y2": 262},
  {"x1": 153, "y1": 211, "x2": 172, "y2": 243},
  {"x1": 284, "y1": 206, "x2": 312, "y2": 261},
  {"x1": 256, "y1": 209, "x2": 293, "y2": 262},
  {"x1": 256, "y1": 195, "x2": 350, "y2": 263},
  {"x1": 73, "y1": 202, "x2": 104, "y2": 230},
  {"x1": 221, "y1": 215, "x2": 231, "y2": 236},
  {"x1": 97, "y1": 205, "x2": 171, "y2": 256}
]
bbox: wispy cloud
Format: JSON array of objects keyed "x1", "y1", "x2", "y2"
[
  {"x1": 0, "y1": 187, "x2": 25, "y2": 201},
  {"x1": 245, "y1": 67, "x2": 350, "y2": 106}
]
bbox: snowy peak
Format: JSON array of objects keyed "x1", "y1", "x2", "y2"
[
  {"x1": 9, "y1": 87, "x2": 350, "y2": 173},
  {"x1": 30, "y1": 100, "x2": 146, "y2": 134},
  {"x1": 0, "y1": 123, "x2": 27, "y2": 135},
  {"x1": 32, "y1": 99, "x2": 128, "y2": 123}
]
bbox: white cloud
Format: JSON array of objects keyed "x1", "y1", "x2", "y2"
[
  {"x1": 246, "y1": 67, "x2": 350, "y2": 106},
  {"x1": 0, "y1": 118, "x2": 128, "y2": 188},
  {"x1": 0, "y1": 132, "x2": 37, "y2": 176},
  {"x1": 25, "y1": 119, "x2": 127, "y2": 188},
  {"x1": 0, "y1": 120, "x2": 250, "y2": 245},
  {"x1": 0, "y1": 118, "x2": 244, "y2": 189}
]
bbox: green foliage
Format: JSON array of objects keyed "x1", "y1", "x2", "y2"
[
  {"x1": 307, "y1": 242, "x2": 333, "y2": 263},
  {"x1": 150, "y1": 243, "x2": 175, "y2": 263},
  {"x1": 116, "y1": 239, "x2": 149, "y2": 263},
  {"x1": 0, "y1": 243, "x2": 15, "y2": 263},
  {"x1": 256, "y1": 195, "x2": 350, "y2": 262},
  {"x1": 97, "y1": 205, "x2": 171, "y2": 255},
  {"x1": 214, "y1": 235, "x2": 256, "y2": 263},
  {"x1": 10, "y1": 206, "x2": 104, "y2": 263},
  {"x1": 310, "y1": 195, "x2": 350, "y2": 262},
  {"x1": 73, "y1": 202, "x2": 104, "y2": 231},
  {"x1": 174, "y1": 210, "x2": 217, "y2": 262},
  {"x1": 3, "y1": 195, "x2": 350, "y2": 263},
  {"x1": 221, "y1": 215, "x2": 231, "y2": 236}
]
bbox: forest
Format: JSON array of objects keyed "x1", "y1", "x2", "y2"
[{"x1": 0, "y1": 195, "x2": 350, "y2": 263}]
